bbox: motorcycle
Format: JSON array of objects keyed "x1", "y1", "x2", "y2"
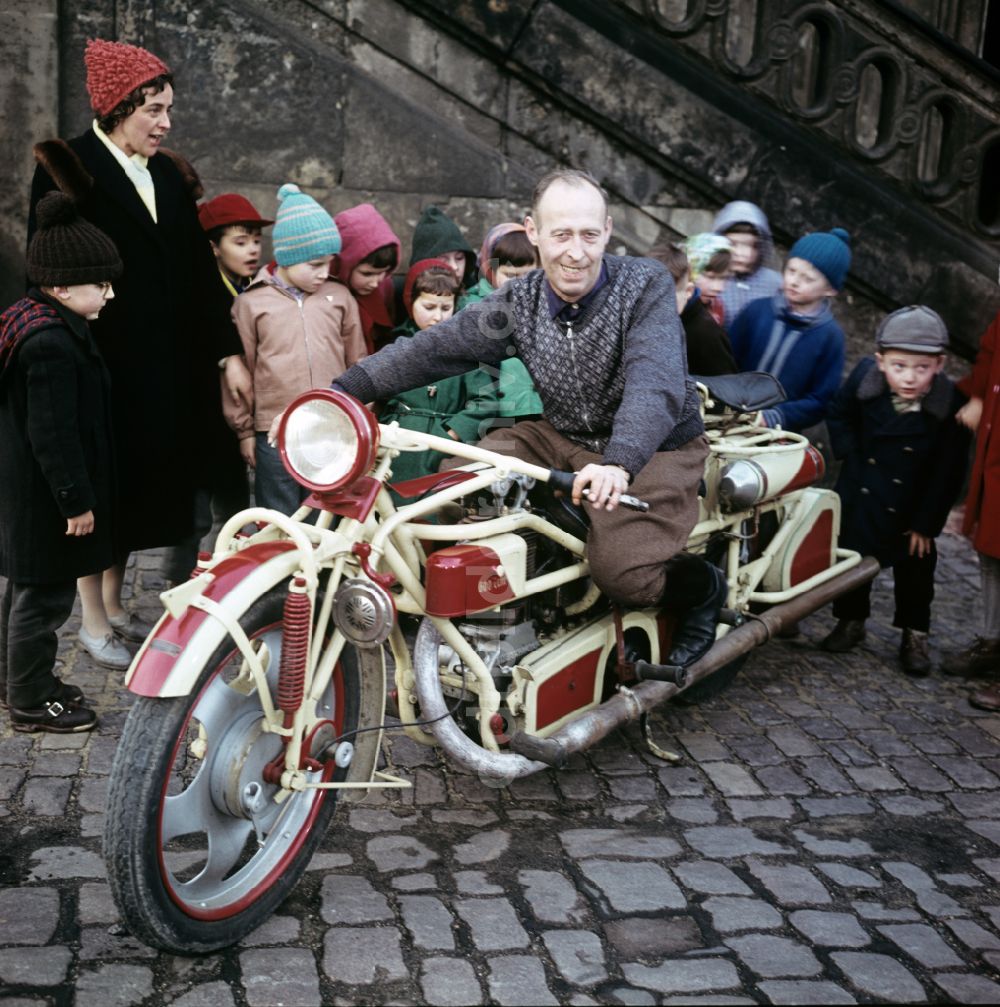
[{"x1": 103, "y1": 373, "x2": 877, "y2": 953}]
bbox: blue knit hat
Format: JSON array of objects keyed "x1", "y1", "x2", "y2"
[
  {"x1": 272, "y1": 183, "x2": 341, "y2": 267},
  {"x1": 788, "y1": 227, "x2": 852, "y2": 291}
]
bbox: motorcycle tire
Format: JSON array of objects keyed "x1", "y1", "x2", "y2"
[
  {"x1": 676, "y1": 651, "x2": 750, "y2": 705},
  {"x1": 104, "y1": 582, "x2": 375, "y2": 954}
]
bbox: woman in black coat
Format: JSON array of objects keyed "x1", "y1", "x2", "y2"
[{"x1": 27, "y1": 39, "x2": 251, "y2": 629}]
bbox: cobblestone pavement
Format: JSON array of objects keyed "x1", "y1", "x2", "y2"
[{"x1": 2, "y1": 527, "x2": 1000, "y2": 1006}]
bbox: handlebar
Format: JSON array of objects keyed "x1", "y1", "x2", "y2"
[{"x1": 547, "y1": 469, "x2": 650, "y2": 512}]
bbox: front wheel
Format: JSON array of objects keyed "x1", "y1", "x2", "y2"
[{"x1": 103, "y1": 583, "x2": 380, "y2": 953}]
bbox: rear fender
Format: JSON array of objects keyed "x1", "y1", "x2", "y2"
[{"x1": 126, "y1": 542, "x2": 303, "y2": 698}]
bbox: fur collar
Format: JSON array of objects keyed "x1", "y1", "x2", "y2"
[
  {"x1": 856, "y1": 357, "x2": 954, "y2": 420},
  {"x1": 34, "y1": 138, "x2": 203, "y2": 201}
]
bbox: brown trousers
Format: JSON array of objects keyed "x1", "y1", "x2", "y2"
[{"x1": 465, "y1": 420, "x2": 708, "y2": 607}]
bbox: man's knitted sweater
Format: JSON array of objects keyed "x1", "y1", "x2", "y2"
[{"x1": 334, "y1": 255, "x2": 704, "y2": 478}]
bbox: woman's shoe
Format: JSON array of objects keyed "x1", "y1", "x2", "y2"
[
  {"x1": 78, "y1": 627, "x2": 133, "y2": 669},
  {"x1": 10, "y1": 698, "x2": 97, "y2": 733},
  {"x1": 107, "y1": 611, "x2": 155, "y2": 643}
]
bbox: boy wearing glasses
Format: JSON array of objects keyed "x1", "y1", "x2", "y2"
[{"x1": 0, "y1": 193, "x2": 125, "y2": 732}]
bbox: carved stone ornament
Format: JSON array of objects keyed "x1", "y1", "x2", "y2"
[
  {"x1": 896, "y1": 110, "x2": 921, "y2": 143},
  {"x1": 833, "y1": 65, "x2": 858, "y2": 103},
  {"x1": 768, "y1": 22, "x2": 794, "y2": 61}
]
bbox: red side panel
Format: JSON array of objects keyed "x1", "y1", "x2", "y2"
[
  {"x1": 128, "y1": 541, "x2": 298, "y2": 697},
  {"x1": 790, "y1": 508, "x2": 834, "y2": 586},
  {"x1": 424, "y1": 544, "x2": 514, "y2": 617},
  {"x1": 535, "y1": 649, "x2": 602, "y2": 730},
  {"x1": 785, "y1": 445, "x2": 826, "y2": 494}
]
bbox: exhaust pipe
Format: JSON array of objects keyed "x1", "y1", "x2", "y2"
[
  {"x1": 412, "y1": 622, "x2": 546, "y2": 783},
  {"x1": 508, "y1": 556, "x2": 880, "y2": 767},
  {"x1": 415, "y1": 556, "x2": 880, "y2": 777}
]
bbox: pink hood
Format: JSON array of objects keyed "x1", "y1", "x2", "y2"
[{"x1": 332, "y1": 203, "x2": 401, "y2": 279}]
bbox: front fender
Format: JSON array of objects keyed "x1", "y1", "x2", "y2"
[{"x1": 126, "y1": 542, "x2": 303, "y2": 697}]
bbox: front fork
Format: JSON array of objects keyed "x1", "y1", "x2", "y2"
[{"x1": 190, "y1": 508, "x2": 409, "y2": 798}]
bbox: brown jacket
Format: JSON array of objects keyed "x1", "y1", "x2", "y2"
[{"x1": 229, "y1": 266, "x2": 366, "y2": 437}]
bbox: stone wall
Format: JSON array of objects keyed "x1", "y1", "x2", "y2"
[{"x1": 1, "y1": 0, "x2": 996, "y2": 371}]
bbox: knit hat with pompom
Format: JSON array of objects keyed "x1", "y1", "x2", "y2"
[
  {"x1": 84, "y1": 38, "x2": 170, "y2": 117},
  {"x1": 788, "y1": 227, "x2": 852, "y2": 291},
  {"x1": 271, "y1": 184, "x2": 341, "y2": 267},
  {"x1": 27, "y1": 192, "x2": 123, "y2": 287}
]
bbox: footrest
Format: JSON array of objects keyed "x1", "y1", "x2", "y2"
[{"x1": 632, "y1": 660, "x2": 689, "y2": 686}]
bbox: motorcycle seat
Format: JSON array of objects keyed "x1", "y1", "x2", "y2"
[{"x1": 695, "y1": 372, "x2": 786, "y2": 413}]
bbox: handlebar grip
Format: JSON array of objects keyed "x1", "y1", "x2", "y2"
[{"x1": 547, "y1": 469, "x2": 649, "y2": 511}]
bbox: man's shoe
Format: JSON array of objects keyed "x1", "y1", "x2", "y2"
[
  {"x1": 900, "y1": 629, "x2": 931, "y2": 677},
  {"x1": 78, "y1": 628, "x2": 132, "y2": 669},
  {"x1": 0, "y1": 679, "x2": 84, "y2": 711},
  {"x1": 820, "y1": 619, "x2": 866, "y2": 653},
  {"x1": 108, "y1": 611, "x2": 155, "y2": 643},
  {"x1": 10, "y1": 698, "x2": 97, "y2": 733},
  {"x1": 666, "y1": 564, "x2": 728, "y2": 668},
  {"x1": 970, "y1": 683, "x2": 1000, "y2": 712},
  {"x1": 940, "y1": 637, "x2": 1000, "y2": 679}
]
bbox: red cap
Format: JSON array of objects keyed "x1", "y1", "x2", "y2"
[
  {"x1": 197, "y1": 194, "x2": 274, "y2": 233},
  {"x1": 403, "y1": 258, "x2": 454, "y2": 316},
  {"x1": 84, "y1": 38, "x2": 170, "y2": 117}
]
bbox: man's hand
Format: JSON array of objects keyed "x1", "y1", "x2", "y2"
[
  {"x1": 223, "y1": 356, "x2": 253, "y2": 409},
  {"x1": 239, "y1": 436, "x2": 257, "y2": 469},
  {"x1": 67, "y1": 510, "x2": 94, "y2": 536},
  {"x1": 572, "y1": 463, "x2": 630, "y2": 511},
  {"x1": 907, "y1": 531, "x2": 933, "y2": 558},
  {"x1": 957, "y1": 396, "x2": 983, "y2": 433}
]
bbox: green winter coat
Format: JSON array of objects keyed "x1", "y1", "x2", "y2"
[
  {"x1": 461, "y1": 279, "x2": 543, "y2": 418},
  {"x1": 379, "y1": 323, "x2": 500, "y2": 484}
]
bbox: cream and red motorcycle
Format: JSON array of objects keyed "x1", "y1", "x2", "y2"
[{"x1": 103, "y1": 374, "x2": 876, "y2": 953}]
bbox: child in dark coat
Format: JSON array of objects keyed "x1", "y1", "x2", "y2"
[
  {"x1": 0, "y1": 193, "x2": 124, "y2": 732},
  {"x1": 649, "y1": 243, "x2": 737, "y2": 377},
  {"x1": 820, "y1": 306, "x2": 969, "y2": 675}
]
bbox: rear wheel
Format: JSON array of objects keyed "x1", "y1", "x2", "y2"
[{"x1": 104, "y1": 583, "x2": 377, "y2": 953}]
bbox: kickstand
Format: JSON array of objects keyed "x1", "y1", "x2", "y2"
[{"x1": 640, "y1": 712, "x2": 682, "y2": 763}]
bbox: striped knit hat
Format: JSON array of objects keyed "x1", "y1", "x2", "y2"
[{"x1": 272, "y1": 184, "x2": 341, "y2": 267}]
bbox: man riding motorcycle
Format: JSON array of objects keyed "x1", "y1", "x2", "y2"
[{"x1": 327, "y1": 168, "x2": 726, "y2": 668}]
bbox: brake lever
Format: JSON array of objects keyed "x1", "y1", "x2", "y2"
[{"x1": 582, "y1": 489, "x2": 650, "y2": 512}]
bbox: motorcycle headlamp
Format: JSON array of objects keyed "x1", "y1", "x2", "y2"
[{"x1": 278, "y1": 389, "x2": 380, "y2": 492}]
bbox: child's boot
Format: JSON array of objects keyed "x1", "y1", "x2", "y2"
[
  {"x1": 899, "y1": 629, "x2": 931, "y2": 677},
  {"x1": 940, "y1": 637, "x2": 1000, "y2": 678},
  {"x1": 820, "y1": 619, "x2": 866, "y2": 653}
]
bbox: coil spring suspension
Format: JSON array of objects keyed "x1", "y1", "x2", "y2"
[{"x1": 277, "y1": 576, "x2": 311, "y2": 728}]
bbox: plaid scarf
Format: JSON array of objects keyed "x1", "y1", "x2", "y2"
[{"x1": 0, "y1": 297, "x2": 62, "y2": 377}]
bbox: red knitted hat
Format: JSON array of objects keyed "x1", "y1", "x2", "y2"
[{"x1": 85, "y1": 38, "x2": 171, "y2": 117}]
